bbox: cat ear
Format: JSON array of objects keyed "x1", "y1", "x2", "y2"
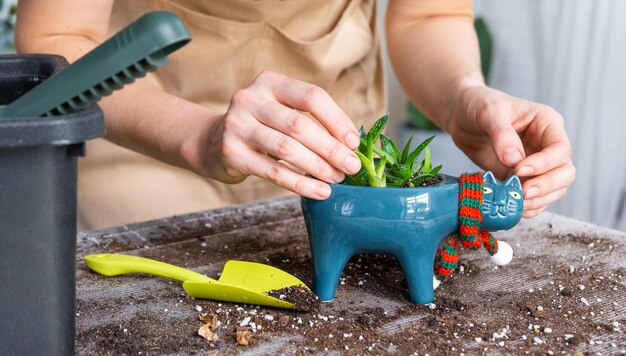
[
  {"x1": 505, "y1": 175, "x2": 522, "y2": 190},
  {"x1": 482, "y1": 171, "x2": 497, "y2": 184}
]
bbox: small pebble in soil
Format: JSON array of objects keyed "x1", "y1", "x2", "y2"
[
  {"x1": 240, "y1": 316, "x2": 251, "y2": 326},
  {"x1": 543, "y1": 327, "x2": 552, "y2": 334},
  {"x1": 195, "y1": 305, "x2": 202, "y2": 312}
]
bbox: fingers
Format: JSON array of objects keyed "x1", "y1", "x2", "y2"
[
  {"x1": 481, "y1": 108, "x2": 526, "y2": 168},
  {"x1": 449, "y1": 86, "x2": 574, "y2": 218},
  {"x1": 237, "y1": 148, "x2": 333, "y2": 200},
  {"x1": 245, "y1": 121, "x2": 347, "y2": 184},
  {"x1": 520, "y1": 160, "x2": 575, "y2": 215},
  {"x1": 252, "y1": 71, "x2": 361, "y2": 149},
  {"x1": 216, "y1": 128, "x2": 336, "y2": 199},
  {"x1": 522, "y1": 206, "x2": 548, "y2": 219},
  {"x1": 253, "y1": 101, "x2": 362, "y2": 176},
  {"x1": 523, "y1": 187, "x2": 567, "y2": 215},
  {"x1": 515, "y1": 109, "x2": 571, "y2": 177}
]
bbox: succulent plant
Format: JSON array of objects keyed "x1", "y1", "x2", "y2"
[{"x1": 343, "y1": 114, "x2": 442, "y2": 188}]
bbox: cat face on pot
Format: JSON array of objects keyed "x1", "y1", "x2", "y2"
[{"x1": 480, "y1": 171, "x2": 524, "y2": 231}]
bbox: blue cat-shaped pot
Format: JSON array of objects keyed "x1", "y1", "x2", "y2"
[{"x1": 300, "y1": 171, "x2": 523, "y2": 304}]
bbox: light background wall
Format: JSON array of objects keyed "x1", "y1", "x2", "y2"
[{"x1": 379, "y1": 0, "x2": 626, "y2": 231}]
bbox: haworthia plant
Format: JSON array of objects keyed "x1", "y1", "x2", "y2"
[{"x1": 344, "y1": 114, "x2": 442, "y2": 188}]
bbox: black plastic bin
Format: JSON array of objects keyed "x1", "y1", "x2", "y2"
[{"x1": 0, "y1": 54, "x2": 105, "y2": 355}]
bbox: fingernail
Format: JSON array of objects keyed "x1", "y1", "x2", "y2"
[
  {"x1": 315, "y1": 184, "x2": 331, "y2": 199},
  {"x1": 345, "y1": 132, "x2": 361, "y2": 149},
  {"x1": 344, "y1": 154, "x2": 361, "y2": 173},
  {"x1": 333, "y1": 171, "x2": 345, "y2": 183},
  {"x1": 525, "y1": 186, "x2": 540, "y2": 199},
  {"x1": 517, "y1": 166, "x2": 534, "y2": 176},
  {"x1": 502, "y1": 148, "x2": 523, "y2": 166}
]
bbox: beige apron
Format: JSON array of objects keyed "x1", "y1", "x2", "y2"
[{"x1": 78, "y1": 0, "x2": 387, "y2": 230}]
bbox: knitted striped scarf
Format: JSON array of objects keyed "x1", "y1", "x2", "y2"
[{"x1": 434, "y1": 172, "x2": 499, "y2": 282}]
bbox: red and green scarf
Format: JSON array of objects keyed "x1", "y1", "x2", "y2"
[{"x1": 434, "y1": 173, "x2": 499, "y2": 282}]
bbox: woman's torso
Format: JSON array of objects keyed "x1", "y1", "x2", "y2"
[{"x1": 78, "y1": 0, "x2": 387, "y2": 230}]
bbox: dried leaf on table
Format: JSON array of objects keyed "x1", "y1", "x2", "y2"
[
  {"x1": 198, "y1": 323, "x2": 218, "y2": 342},
  {"x1": 236, "y1": 326, "x2": 253, "y2": 346}
]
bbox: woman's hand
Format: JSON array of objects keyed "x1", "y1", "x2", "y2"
[
  {"x1": 444, "y1": 85, "x2": 576, "y2": 218},
  {"x1": 184, "y1": 71, "x2": 363, "y2": 200}
]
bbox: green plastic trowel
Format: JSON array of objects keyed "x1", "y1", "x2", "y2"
[
  {"x1": 0, "y1": 11, "x2": 190, "y2": 118},
  {"x1": 84, "y1": 253, "x2": 309, "y2": 309}
]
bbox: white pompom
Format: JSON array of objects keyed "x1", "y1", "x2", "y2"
[
  {"x1": 490, "y1": 240, "x2": 513, "y2": 266},
  {"x1": 433, "y1": 275, "x2": 441, "y2": 290}
]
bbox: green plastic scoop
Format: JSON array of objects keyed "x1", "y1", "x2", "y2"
[
  {"x1": 84, "y1": 253, "x2": 308, "y2": 309},
  {"x1": 0, "y1": 11, "x2": 190, "y2": 118}
]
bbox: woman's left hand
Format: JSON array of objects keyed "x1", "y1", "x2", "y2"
[{"x1": 443, "y1": 85, "x2": 576, "y2": 218}]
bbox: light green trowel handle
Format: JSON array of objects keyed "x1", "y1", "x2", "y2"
[
  {"x1": 84, "y1": 253, "x2": 215, "y2": 283},
  {"x1": 0, "y1": 11, "x2": 191, "y2": 118}
]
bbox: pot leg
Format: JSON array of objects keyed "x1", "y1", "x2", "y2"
[
  {"x1": 311, "y1": 243, "x2": 351, "y2": 302},
  {"x1": 396, "y1": 251, "x2": 436, "y2": 304}
]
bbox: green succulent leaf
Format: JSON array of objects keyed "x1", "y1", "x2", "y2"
[
  {"x1": 369, "y1": 176, "x2": 386, "y2": 187},
  {"x1": 372, "y1": 145, "x2": 397, "y2": 166},
  {"x1": 400, "y1": 136, "x2": 413, "y2": 164},
  {"x1": 343, "y1": 166, "x2": 369, "y2": 186},
  {"x1": 375, "y1": 156, "x2": 387, "y2": 178},
  {"x1": 428, "y1": 164, "x2": 442, "y2": 176},
  {"x1": 407, "y1": 135, "x2": 435, "y2": 170},
  {"x1": 359, "y1": 125, "x2": 366, "y2": 138},
  {"x1": 356, "y1": 126, "x2": 368, "y2": 154},
  {"x1": 355, "y1": 150, "x2": 375, "y2": 176},
  {"x1": 412, "y1": 161, "x2": 424, "y2": 176},
  {"x1": 380, "y1": 134, "x2": 401, "y2": 164},
  {"x1": 390, "y1": 163, "x2": 413, "y2": 182},
  {"x1": 358, "y1": 137, "x2": 368, "y2": 155},
  {"x1": 366, "y1": 114, "x2": 388, "y2": 147},
  {"x1": 386, "y1": 175, "x2": 404, "y2": 187},
  {"x1": 423, "y1": 146, "x2": 432, "y2": 172}
]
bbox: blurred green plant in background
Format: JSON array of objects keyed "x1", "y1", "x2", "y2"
[{"x1": 0, "y1": 0, "x2": 17, "y2": 53}]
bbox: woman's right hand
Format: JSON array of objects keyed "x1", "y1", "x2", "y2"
[{"x1": 184, "y1": 71, "x2": 363, "y2": 200}]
